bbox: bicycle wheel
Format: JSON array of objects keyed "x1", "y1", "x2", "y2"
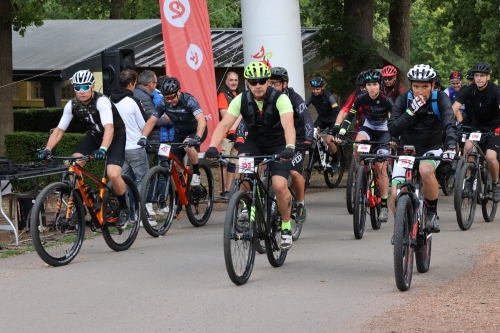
[
  {"x1": 438, "y1": 162, "x2": 455, "y2": 196},
  {"x1": 140, "y1": 166, "x2": 175, "y2": 237},
  {"x1": 454, "y1": 162, "x2": 477, "y2": 230},
  {"x1": 415, "y1": 203, "x2": 432, "y2": 273},
  {"x1": 302, "y1": 147, "x2": 315, "y2": 190},
  {"x1": 30, "y1": 182, "x2": 86, "y2": 266},
  {"x1": 353, "y1": 165, "x2": 367, "y2": 239},
  {"x1": 393, "y1": 195, "x2": 414, "y2": 291},
  {"x1": 290, "y1": 187, "x2": 302, "y2": 241},
  {"x1": 346, "y1": 157, "x2": 357, "y2": 214},
  {"x1": 101, "y1": 175, "x2": 140, "y2": 251},
  {"x1": 266, "y1": 187, "x2": 288, "y2": 267},
  {"x1": 370, "y1": 177, "x2": 382, "y2": 230},
  {"x1": 481, "y1": 168, "x2": 498, "y2": 222},
  {"x1": 324, "y1": 146, "x2": 344, "y2": 188},
  {"x1": 223, "y1": 191, "x2": 256, "y2": 285},
  {"x1": 186, "y1": 162, "x2": 214, "y2": 227},
  {"x1": 227, "y1": 178, "x2": 239, "y2": 201}
]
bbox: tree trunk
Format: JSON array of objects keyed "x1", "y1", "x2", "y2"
[
  {"x1": 389, "y1": 0, "x2": 411, "y2": 86},
  {"x1": 344, "y1": 0, "x2": 374, "y2": 45},
  {"x1": 109, "y1": 0, "x2": 126, "y2": 19},
  {"x1": 0, "y1": 0, "x2": 14, "y2": 156}
]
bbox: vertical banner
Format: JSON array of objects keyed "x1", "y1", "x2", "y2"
[
  {"x1": 159, "y1": 0, "x2": 218, "y2": 152},
  {"x1": 241, "y1": 0, "x2": 305, "y2": 99}
]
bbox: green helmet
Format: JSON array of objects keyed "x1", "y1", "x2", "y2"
[{"x1": 244, "y1": 61, "x2": 271, "y2": 79}]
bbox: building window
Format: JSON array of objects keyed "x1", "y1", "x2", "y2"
[
  {"x1": 12, "y1": 82, "x2": 20, "y2": 99},
  {"x1": 61, "y1": 82, "x2": 73, "y2": 100},
  {"x1": 32, "y1": 81, "x2": 43, "y2": 99}
]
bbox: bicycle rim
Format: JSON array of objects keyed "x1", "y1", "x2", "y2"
[
  {"x1": 30, "y1": 182, "x2": 86, "y2": 266},
  {"x1": 393, "y1": 195, "x2": 414, "y2": 291},
  {"x1": 223, "y1": 191, "x2": 256, "y2": 285},
  {"x1": 186, "y1": 163, "x2": 214, "y2": 227},
  {"x1": 324, "y1": 147, "x2": 344, "y2": 188}
]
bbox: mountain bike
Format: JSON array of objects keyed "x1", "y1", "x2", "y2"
[
  {"x1": 342, "y1": 140, "x2": 393, "y2": 239},
  {"x1": 454, "y1": 132, "x2": 498, "y2": 231},
  {"x1": 390, "y1": 147, "x2": 443, "y2": 291},
  {"x1": 140, "y1": 142, "x2": 214, "y2": 237},
  {"x1": 302, "y1": 129, "x2": 345, "y2": 189},
  {"x1": 30, "y1": 155, "x2": 140, "y2": 266},
  {"x1": 216, "y1": 154, "x2": 288, "y2": 285}
]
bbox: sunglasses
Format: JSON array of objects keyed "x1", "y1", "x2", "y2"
[
  {"x1": 365, "y1": 76, "x2": 380, "y2": 81},
  {"x1": 247, "y1": 78, "x2": 268, "y2": 86},
  {"x1": 269, "y1": 80, "x2": 283, "y2": 87},
  {"x1": 383, "y1": 77, "x2": 395, "y2": 81},
  {"x1": 164, "y1": 93, "x2": 178, "y2": 101},
  {"x1": 74, "y1": 85, "x2": 91, "y2": 92}
]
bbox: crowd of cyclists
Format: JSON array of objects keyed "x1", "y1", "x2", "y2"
[{"x1": 34, "y1": 59, "x2": 500, "y2": 280}]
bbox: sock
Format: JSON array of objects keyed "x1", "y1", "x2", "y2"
[
  {"x1": 381, "y1": 196, "x2": 388, "y2": 207},
  {"x1": 297, "y1": 201, "x2": 305, "y2": 205},
  {"x1": 282, "y1": 221, "x2": 291, "y2": 231},
  {"x1": 425, "y1": 198, "x2": 438, "y2": 214},
  {"x1": 192, "y1": 163, "x2": 200, "y2": 175},
  {"x1": 117, "y1": 193, "x2": 128, "y2": 209},
  {"x1": 331, "y1": 152, "x2": 339, "y2": 163},
  {"x1": 493, "y1": 180, "x2": 499, "y2": 187}
]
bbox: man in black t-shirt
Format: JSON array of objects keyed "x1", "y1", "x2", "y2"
[{"x1": 453, "y1": 62, "x2": 500, "y2": 202}]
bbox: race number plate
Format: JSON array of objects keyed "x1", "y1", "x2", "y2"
[
  {"x1": 397, "y1": 156, "x2": 415, "y2": 169},
  {"x1": 469, "y1": 132, "x2": 482, "y2": 141},
  {"x1": 158, "y1": 144, "x2": 171, "y2": 157},
  {"x1": 239, "y1": 157, "x2": 254, "y2": 173},
  {"x1": 357, "y1": 144, "x2": 371, "y2": 153}
]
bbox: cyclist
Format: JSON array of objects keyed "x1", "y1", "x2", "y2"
[
  {"x1": 138, "y1": 77, "x2": 208, "y2": 186},
  {"x1": 305, "y1": 77, "x2": 341, "y2": 172},
  {"x1": 204, "y1": 61, "x2": 296, "y2": 250},
  {"x1": 444, "y1": 71, "x2": 463, "y2": 104},
  {"x1": 334, "y1": 69, "x2": 394, "y2": 222},
  {"x1": 38, "y1": 70, "x2": 130, "y2": 226},
  {"x1": 455, "y1": 69, "x2": 475, "y2": 129},
  {"x1": 381, "y1": 65, "x2": 407, "y2": 102},
  {"x1": 270, "y1": 66, "x2": 314, "y2": 222},
  {"x1": 388, "y1": 64, "x2": 458, "y2": 233},
  {"x1": 433, "y1": 75, "x2": 443, "y2": 92},
  {"x1": 335, "y1": 71, "x2": 368, "y2": 131},
  {"x1": 452, "y1": 62, "x2": 500, "y2": 202}
]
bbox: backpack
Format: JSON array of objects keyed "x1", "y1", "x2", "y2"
[{"x1": 406, "y1": 90, "x2": 441, "y2": 121}]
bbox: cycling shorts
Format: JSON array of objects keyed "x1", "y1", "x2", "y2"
[
  {"x1": 314, "y1": 118, "x2": 336, "y2": 131},
  {"x1": 290, "y1": 151, "x2": 305, "y2": 173},
  {"x1": 170, "y1": 127, "x2": 208, "y2": 161},
  {"x1": 357, "y1": 126, "x2": 392, "y2": 155},
  {"x1": 391, "y1": 148, "x2": 442, "y2": 185},
  {"x1": 74, "y1": 131, "x2": 126, "y2": 167},
  {"x1": 238, "y1": 139, "x2": 291, "y2": 179}
]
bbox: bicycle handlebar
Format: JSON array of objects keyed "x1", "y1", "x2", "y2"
[{"x1": 212, "y1": 154, "x2": 282, "y2": 166}]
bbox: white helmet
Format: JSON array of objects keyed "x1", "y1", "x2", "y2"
[
  {"x1": 407, "y1": 64, "x2": 437, "y2": 82},
  {"x1": 71, "y1": 70, "x2": 95, "y2": 85}
]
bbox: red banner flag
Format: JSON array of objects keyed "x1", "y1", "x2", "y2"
[{"x1": 159, "y1": 0, "x2": 218, "y2": 152}]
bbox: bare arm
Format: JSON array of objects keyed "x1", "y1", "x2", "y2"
[
  {"x1": 452, "y1": 101, "x2": 463, "y2": 123},
  {"x1": 195, "y1": 113, "x2": 207, "y2": 138},
  {"x1": 141, "y1": 115, "x2": 159, "y2": 138},
  {"x1": 280, "y1": 112, "x2": 296, "y2": 148},
  {"x1": 100, "y1": 123, "x2": 114, "y2": 149},
  {"x1": 45, "y1": 127, "x2": 66, "y2": 151},
  {"x1": 335, "y1": 110, "x2": 348, "y2": 125}
]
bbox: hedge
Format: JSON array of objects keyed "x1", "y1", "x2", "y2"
[{"x1": 14, "y1": 108, "x2": 87, "y2": 133}]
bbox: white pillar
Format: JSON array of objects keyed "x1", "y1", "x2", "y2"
[{"x1": 241, "y1": 0, "x2": 305, "y2": 99}]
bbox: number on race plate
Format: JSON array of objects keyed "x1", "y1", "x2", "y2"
[
  {"x1": 397, "y1": 156, "x2": 415, "y2": 169},
  {"x1": 238, "y1": 157, "x2": 254, "y2": 173},
  {"x1": 357, "y1": 144, "x2": 371, "y2": 153},
  {"x1": 469, "y1": 132, "x2": 482, "y2": 141},
  {"x1": 158, "y1": 144, "x2": 171, "y2": 157}
]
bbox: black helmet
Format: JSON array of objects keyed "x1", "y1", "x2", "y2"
[
  {"x1": 161, "y1": 77, "x2": 181, "y2": 95},
  {"x1": 356, "y1": 71, "x2": 366, "y2": 85},
  {"x1": 310, "y1": 77, "x2": 324, "y2": 87},
  {"x1": 471, "y1": 62, "x2": 491, "y2": 74},
  {"x1": 434, "y1": 75, "x2": 442, "y2": 87},
  {"x1": 270, "y1": 67, "x2": 289, "y2": 82},
  {"x1": 466, "y1": 69, "x2": 474, "y2": 79},
  {"x1": 449, "y1": 71, "x2": 463, "y2": 81},
  {"x1": 364, "y1": 69, "x2": 382, "y2": 83}
]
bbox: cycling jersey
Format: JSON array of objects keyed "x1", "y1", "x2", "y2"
[
  {"x1": 57, "y1": 92, "x2": 125, "y2": 137},
  {"x1": 444, "y1": 86, "x2": 459, "y2": 103},
  {"x1": 455, "y1": 82, "x2": 500, "y2": 131},
  {"x1": 456, "y1": 85, "x2": 473, "y2": 126},
  {"x1": 305, "y1": 90, "x2": 340, "y2": 124},
  {"x1": 285, "y1": 87, "x2": 314, "y2": 142},
  {"x1": 227, "y1": 87, "x2": 293, "y2": 146},
  {"x1": 388, "y1": 91, "x2": 457, "y2": 155},
  {"x1": 348, "y1": 92, "x2": 393, "y2": 131},
  {"x1": 153, "y1": 92, "x2": 203, "y2": 134},
  {"x1": 381, "y1": 81, "x2": 406, "y2": 102},
  {"x1": 341, "y1": 89, "x2": 366, "y2": 131}
]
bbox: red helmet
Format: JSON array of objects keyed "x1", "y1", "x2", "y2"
[{"x1": 381, "y1": 65, "x2": 397, "y2": 77}]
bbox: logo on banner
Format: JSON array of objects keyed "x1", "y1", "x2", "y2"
[
  {"x1": 252, "y1": 46, "x2": 273, "y2": 68},
  {"x1": 164, "y1": 0, "x2": 191, "y2": 27},
  {"x1": 186, "y1": 44, "x2": 203, "y2": 70}
]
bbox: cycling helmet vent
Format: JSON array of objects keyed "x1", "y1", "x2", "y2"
[
  {"x1": 471, "y1": 62, "x2": 492, "y2": 74},
  {"x1": 161, "y1": 77, "x2": 181, "y2": 95},
  {"x1": 364, "y1": 69, "x2": 382, "y2": 83},
  {"x1": 381, "y1": 65, "x2": 397, "y2": 77},
  {"x1": 244, "y1": 61, "x2": 271, "y2": 79},
  {"x1": 407, "y1": 64, "x2": 437, "y2": 82},
  {"x1": 310, "y1": 77, "x2": 324, "y2": 87},
  {"x1": 270, "y1": 67, "x2": 289, "y2": 82},
  {"x1": 72, "y1": 70, "x2": 95, "y2": 85}
]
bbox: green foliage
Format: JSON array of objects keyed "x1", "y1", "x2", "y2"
[
  {"x1": 13, "y1": 108, "x2": 87, "y2": 133},
  {"x1": 3, "y1": 0, "x2": 47, "y2": 36}
]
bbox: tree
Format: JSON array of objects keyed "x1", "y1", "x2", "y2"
[
  {"x1": 0, "y1": 0, "x2": 46, "y2": 155},
  {"x1": 388, "y1": 0, "x2": 410, "y2": 86}
]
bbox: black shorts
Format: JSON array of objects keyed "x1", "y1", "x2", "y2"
[
  {"x1": 291, "y1": 151, "x2": 305, "y2": 173},
  {"x1": 314, "y1": 117, "x2": 336, "y2": 131},
  {"x1": 238, "y1": 139, "x2": 291, "y2": 179},
  {"x1": 74, "y1": 131, "x2": 126, "y2": 167},
  {"x1": 477, "y1": 133, "x2": 500, "y2": 154},
  {"x1": 171, "y1": 127, "x2": 208, "y2": 161},
  {"x1": 357, "y1": 126, "x2": 392, "y2": 153}
]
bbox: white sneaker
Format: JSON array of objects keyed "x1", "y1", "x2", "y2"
[
  {"x1": 140, "y1": 218, "x2": 158, "y2": 228},
  {"x1": 191, "y1": 174, "x2": 201, "y2": 186},
  {"x1": 158, "y1": 206, "x2": 170, "y2": 214},
  {"x1": 145, "y1": 203, "x2": 156, "y2": 216},
  {"x1": 281, "y1": 230, "x2": 292, "y2": 250}
]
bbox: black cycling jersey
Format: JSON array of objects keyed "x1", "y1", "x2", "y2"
[
  {"x1": 455, "y1": 85, "x2": 474, "y2": 126},
  {"x1": 388, "y1": 91, "x2": 457, "y2": 155},
  {"x1": 153, "y1": 92, "x2": 203, "y2": 134},
  {"x1": 349, "y1": 92, "x2": 393, "y2": 129},
  {"x1": 455, "y1": 82, "x2": 500, "y2": 131},
  {"x1": 305, "y1": 90, "x2": 340, "y2": 124},
  {"x1": 285, "y1": 87, "x2": 314, "y2": 142}
]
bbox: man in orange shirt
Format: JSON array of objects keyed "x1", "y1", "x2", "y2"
[{"x1": 217, "y1": 72, "x2": 240, "y2": 198}]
